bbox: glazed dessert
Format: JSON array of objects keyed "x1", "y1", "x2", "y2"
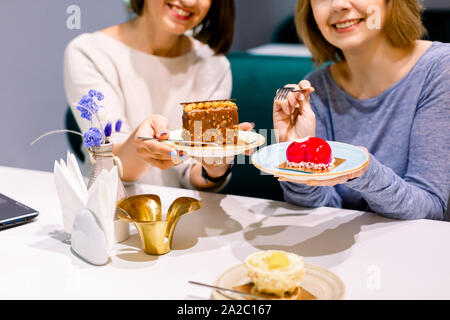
[
  {"x1": 284, "y1": 136, "x2": 335, "y2": 173},
  {"x1": 243, "y1": 250, "x2": 305, "y2": 298},
  {"x1": 181, "y1": 100, "x2": 239, "y2": 145}
]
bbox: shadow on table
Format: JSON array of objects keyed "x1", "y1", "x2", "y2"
[
  {"x1": 238, "y1": 211, "x2": 400, "y2": 268},
  {"x1": 171, "y1": 194, "x2": 320, "y2": 257},
  {"x1": 29, "y1": 225, "x2": 72, "y2": 256},
  {"x1": 246, "y1": 200, "x2": 317, "y2": 219},
  {"x1": 29, "y1": 225, "x2": 112, "y2": 268},
  {"x1": 114, "y1": 230, "x2": 160, "y2": 264},
  {"x1": 30, "y1": 223, "x2": 160, "y2": 266},
  {"x1": 170, "y1": 193, "x2": 244, "y2": 256}
]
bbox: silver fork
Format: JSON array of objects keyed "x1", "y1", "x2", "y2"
[
  {"x1": 137, "y1": 136, "x2": 219, "y2": 147},
  {"x1": 275, "y1": 86, "x2": 306, "y2": 101},
  {"x1": 188, "y1": 280, "x2": 266, "y2": 300}
]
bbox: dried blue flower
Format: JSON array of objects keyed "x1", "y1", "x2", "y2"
[
  {"x1": 83, "y1": 127, "x2": 103, "y2": 148},
  {"x1": 75, "y1": 89, "x2": 107, "y2": 147},
  {"x1": 90, "y1": 101, "x2": 101, "y2": 114},
  {"x1": 78, "y1": 95, "x2": 92, "y2": 109},
  {"x1": 78, "y1": 93, "x2": 103, "y2": 115},
  {"x1": 77, "y1": 105, "x2": 92, "y2": 121},
  {"x1": 96, "y1": 91, "x2": 104, "y2": 101},
  {"x1": 104, "y1": 122, "x2": 112, "y2": 137},
  {"x1": 88, "y1": 89, "x2": 104, "y2": 101},
  {"x1": 115, "y1": 119, "x2": 122, "y2": 132}
]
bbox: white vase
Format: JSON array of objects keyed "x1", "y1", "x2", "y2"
[{"x1": 88, "y1": 142, "x2": 130, "y2": 243}]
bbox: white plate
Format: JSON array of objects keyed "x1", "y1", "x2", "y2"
[
  {"x1": 212, "y1": 263, "x2": 345, "y2": 300},
  {"x1": 163, "y1": 129, "x2": 265, "y2": 158},
  {"x1": 252, "y1": 141, "x2": 369, "y2": 181}
]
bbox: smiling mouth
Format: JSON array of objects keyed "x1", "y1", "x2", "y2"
[
  {"x1": 167, "y1": 3, "x2": 194, "y2": 18},
  {"x1": 332, "y1": 18, "x2": 364, "y2": 30}
]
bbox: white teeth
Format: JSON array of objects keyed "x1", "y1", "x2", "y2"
[
  {"x1": 171, "y1": 5, "x2": 191, "y2": 17},
  {"x1": 335, "y1": 19, "x2": 360, "y2": 29}
]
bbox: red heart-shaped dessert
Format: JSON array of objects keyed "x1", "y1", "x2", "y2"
[{"x1": 286, "y1": 137, "x2": 332, "y2": 165}]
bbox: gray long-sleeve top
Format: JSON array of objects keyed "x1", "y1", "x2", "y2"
[{"x1": 281, "y1": 42, "x2": 450, "y2": 220}]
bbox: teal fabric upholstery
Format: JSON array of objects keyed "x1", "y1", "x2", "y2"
[{"x1": 221, "y1": 52, "x2": 315, "y2": 201}]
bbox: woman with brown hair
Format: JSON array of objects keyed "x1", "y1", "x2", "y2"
[
  {"x1": 274, "y1": 0, "x2": 449, "y2": 220},
  {"x1": 64, "y1": 0, "x2": 253, "y2": 191}
]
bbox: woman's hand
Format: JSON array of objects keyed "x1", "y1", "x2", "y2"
[
  {"x1": 190, "y1": 122, "x2": 255, "y2": 188},
  {"x1": 277, "y1": 147, "x2": 370, "y2": 186},
  {"x1": 132, "y1": 114, "x2": 183, "y2": 170},
  {"x1": 273, "y1": 80, "x2": 316, "y2": 142},
  {"x1": 199, "y1": 122, "x2": 255, "y2": 176}
]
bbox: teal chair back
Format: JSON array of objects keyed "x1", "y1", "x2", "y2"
[{"x1": 221, "y1": 52, "x2": 315, "y2": 201}]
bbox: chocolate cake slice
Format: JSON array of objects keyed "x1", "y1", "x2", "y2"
[{"x1": 182, "y1": 100, "x2": 239, "y2": 145}]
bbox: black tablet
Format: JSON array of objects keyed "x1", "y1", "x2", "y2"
[{"x1": 0, "y1": 193, "x2": 39, "y2": 230}]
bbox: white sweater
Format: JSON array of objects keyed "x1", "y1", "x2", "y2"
[{"x1": 63, "y1": 31, "x2": 232, "y2": 188}]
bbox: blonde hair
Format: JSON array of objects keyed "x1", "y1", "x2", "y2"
[{"x1": 295, "y1": 0, "x2": 427, "y2": 66}]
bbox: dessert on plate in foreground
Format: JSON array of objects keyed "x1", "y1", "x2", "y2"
[
  {"x1": 284, "y1": 136, "x2": 335, "y2": 173},
  {"x1": 243, "y1": 250, "x2": 306, "y2": 299}
]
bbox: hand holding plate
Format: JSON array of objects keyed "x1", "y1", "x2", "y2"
[
  {"x1": 276, "y1": 147, "x2": 370, "y2": 186},
  {"x1": 133, "y1": 115, "x2": 184, "y2": 169}
]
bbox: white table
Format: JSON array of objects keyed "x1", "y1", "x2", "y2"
[{"x1": 1, "y1": 165, "x2": 449, "y2": 300}]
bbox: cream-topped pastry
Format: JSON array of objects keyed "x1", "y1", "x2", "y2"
[{"x1": 244, "y1": 250, "x2": 305, "y2": 297}]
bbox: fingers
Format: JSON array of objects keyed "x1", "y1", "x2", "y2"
[
  {"x1": 138, "y1": 138, "x2": 175, "y2": 159},
  {"x1": 274, "y1": 83, "x2": 298, "y2": 115},
  {"x1": 238, "y1": 122, "x2": 255, "y2": 131},
  {"x1": 278, "y1": 92, "x2": 300, "y2": 116},
  {"x1": 274, "y1": 81, "x2": 316, "y2": 117},
  {"x1": 274, "y1": 95, "x2": 293, "y2": 116},
  {"x1": 294, "y1": 80, "x2": 315, "y2": 104},
  {"x1": 276, "y1": 175, "x2": 349, "y2": 186},
  {"x1": 304, "y1": 176, "x2": 349, "y2": 187},
  {"x1": 298, "y1": 80, "x2": 313, "y2": 90},
  {"x1": 244, "y1": 148, "x2": 255, "y2": 156},
  {"x1": 146, "y1": 157, "x2": 181, "y2": 170},
  {"x1": 137, "y1": 144, "x2": 186, "y2": 169},
  {"x1": 134, "y1": 115, "x2": 182, "y2": 161},
  {"x1": 149, "y1": 115, "x2": 170, "y2": 139},
  {"x1": 135, "y1": 132, "x2": 183, "y2": 162},
  {"x1": 275, "y1": 176, "x2": 304, "y2": 184}
]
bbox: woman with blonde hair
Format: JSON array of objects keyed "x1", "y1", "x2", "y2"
[
  {"x1": 274, "y1": 0, "x2": 449, "y2": 220},
  {"x1": 64, "y1": 0, "x2": 253, "y2": 191}
]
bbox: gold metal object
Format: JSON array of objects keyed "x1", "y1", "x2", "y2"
[{"x1": 117, "y1": 194, "x2": 202, "y2": 255}]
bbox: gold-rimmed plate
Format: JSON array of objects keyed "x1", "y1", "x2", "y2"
[
  {"x1": 163, "y1": 129, "x2": 265, "y2": 158},
  {"x1": 212, "y1": 263, "x2": 345, "y2": 300}
]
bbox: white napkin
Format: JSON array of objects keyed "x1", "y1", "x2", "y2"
[
  {"x1": 53, "y1": 151, "x2": 87, "y2": 234},
  {"x1": 53, "y1": 151, "x2": 118, "y2": 251},
  {"x1": 85, "y1": 167, "x2": 118, "y2": 251}
]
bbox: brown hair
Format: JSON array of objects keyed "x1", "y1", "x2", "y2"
[
  {"x1": 129, "y1": 0, "x2": 235, "y2": 55},
  {"x1": 295, "y1": 0, "x2": 427, "y2": 66}
]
